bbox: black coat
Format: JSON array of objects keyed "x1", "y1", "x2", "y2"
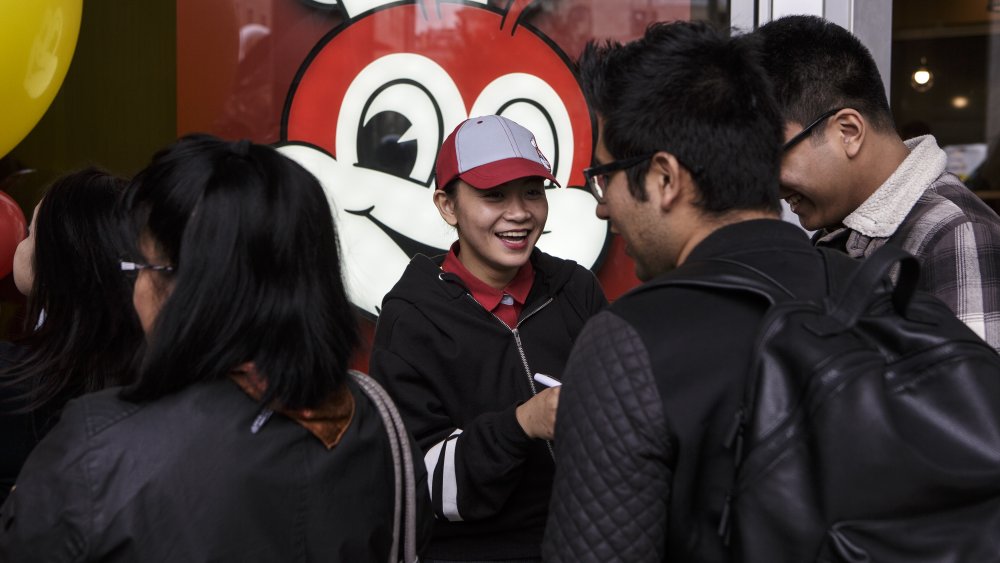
[
  {"x1": 543, "y1": 219, "x2": 850, "y2": 562},
  {"x1": 371, "y1": 249, "x2": 607, "y2": 560},
  {"x1": 0, "y1": 341, "x2": 59, "y2": 507},
  {"x1": 0, "y1": 376, "x2": 432, "y2": 562}
]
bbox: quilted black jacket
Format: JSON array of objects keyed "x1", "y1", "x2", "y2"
[{"x1": 542, "y1": 220, "x2": 837, "y2": 562}]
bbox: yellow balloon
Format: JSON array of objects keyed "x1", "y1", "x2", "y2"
[{"x1": 0, "y1": 0, "x2": 82, "y2": 158}]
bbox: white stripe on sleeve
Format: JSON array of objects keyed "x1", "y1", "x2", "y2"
[{"x1": 424, "y1": 429, "x2": 464, "y2": 521}]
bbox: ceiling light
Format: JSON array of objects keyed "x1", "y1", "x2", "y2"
[{"x1": 911, "y1": 58, "x2": 934, "y2": 92}]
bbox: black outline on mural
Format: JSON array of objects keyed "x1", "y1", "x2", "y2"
[{"x1": 357, "y1": 78, "x2": 445, "y2": 189}]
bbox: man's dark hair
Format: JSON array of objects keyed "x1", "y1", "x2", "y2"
[
  {"x1": 578, "y1": 21, "x2": 782, "y2": 214},
  {"x1": 755, "y1": 15, "x2": 895, "y2": 135},
  {"x1": 122, "y1": 135, "x2": 358, "y2": 410}
]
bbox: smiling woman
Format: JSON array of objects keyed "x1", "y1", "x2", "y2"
[
  {"x1": 434, "y1": 178, "x2": 549, "y2": 288},
  {"x1": 370, "y1": 115, "x2": 608, "y2": 562}
]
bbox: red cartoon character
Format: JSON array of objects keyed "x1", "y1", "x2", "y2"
[{"x1": 280, "y1": 0, "x2": 607, "y2": 316}]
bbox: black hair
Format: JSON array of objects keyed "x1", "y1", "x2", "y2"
[
  {"x1": 441, "y1": 178, "x2": 459, "y2": 198},
  {"x1": 578, "y1": 21, "x2": 782, "y2": 214},
  {"x1": 1, "y1": 168, "x2": 143, "y2": 413},
  {"x1": 755, "y1": 15, "x2": 895, "y2": 136},
  {"x1": 122, "y1": 135, "x2": 358, "y2": 410}
]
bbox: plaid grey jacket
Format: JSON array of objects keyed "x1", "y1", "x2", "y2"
[{"x1": 815, "y1": 135, "x2": 1000, "y2": 352}]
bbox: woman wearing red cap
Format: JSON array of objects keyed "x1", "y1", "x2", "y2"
[{"x1": 371, "y1": 115, "x2": 607, "y2": 562}]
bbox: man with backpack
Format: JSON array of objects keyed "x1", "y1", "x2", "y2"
[
  {"x1": 755, "y1": 15, "x2": 1000, "y2": 353},
  {"x1": 542, "y1": 20, "x2": 1000, "y2": 563}
]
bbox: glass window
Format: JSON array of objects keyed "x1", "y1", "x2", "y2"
[{"x1": 892, "y1": 1, "x2": 1000, "y2": 212}]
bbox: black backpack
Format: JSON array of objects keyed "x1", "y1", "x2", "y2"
[{"x1": 663, "y1": 244, "x2": 1000, "y2": 562}]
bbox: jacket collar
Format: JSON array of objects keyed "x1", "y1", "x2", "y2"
[
  {"x1": 685, "y1": 218, "x2": 812, "y2": 263},
  {"x1": 229, "y1": 363, "x2": 355, "y2": 450},
  {"x1": 839, "y1": 135, "x2": 946, "y2": 238},
  {"x1": 441, "y1": 242, "x2": 534, "y2": 310},
  {"x1": 396, "y1": 248, "x2": 578, "y2": 307}
]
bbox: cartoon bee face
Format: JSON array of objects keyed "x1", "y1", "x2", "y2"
[{"x1": 281, "y1": 0, "x2": 607, "y2": 316}]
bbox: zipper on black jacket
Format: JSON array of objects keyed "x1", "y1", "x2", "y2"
[
  {"x1": 511, "y1": 296, "x2": 554, "y2": 394},
  {"x1": 462, "y1": 293, "x2": 557, "y2": 459},
  {"x1": 512, "y1": 325, "x2": 556, "y2": 460}
]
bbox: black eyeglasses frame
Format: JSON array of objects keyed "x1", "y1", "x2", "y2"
[
  {"x1": 782, "y1": 107, "x2": 846, "y2": 152},
  {"x1": 582, "y1": 152, "x2": 657, "y2": 203},
  {"x1": 119, "y1": 260, "x2": 175, "y2": 275}
]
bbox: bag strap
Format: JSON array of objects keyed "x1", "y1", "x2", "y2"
[
  {"x1": 825, "y1": 244, "x2": 920, "y2": 328},
  {"x1": 640, "y1": 246, "x2": 921, "y2": 332},
  {"x1": 350, "y1": 370, "x2": 418, "y2": 563},
  {"x1": 637, "y1": 257, "x2": 796, "y2": 307}
]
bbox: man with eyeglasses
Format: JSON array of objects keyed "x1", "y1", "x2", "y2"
[
  {"x1": 541, "y1": 22, "x2": 858, "y2": 562},
  {"x1": 756, "y1": 15, "x2": 1000, "y2": 352}
]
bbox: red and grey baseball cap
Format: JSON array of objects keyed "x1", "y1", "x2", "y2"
[{"x1": 434, "y1": 115, "x2": 559, "y2": 190}]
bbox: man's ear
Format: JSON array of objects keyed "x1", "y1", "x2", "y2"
[
  {"x1": 833, "y1": 109, "x2": 865, "y2": 159},
  {"x1": 433, "y1": 189, "x2": 458, "y2": 227},
  {"x1": 648, "y1": 152, "x2": 685, "y2": 212}
]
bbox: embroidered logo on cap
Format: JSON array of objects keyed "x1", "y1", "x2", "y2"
[{"x1": 530, "y1": 138, "x2": 552, "y2": 173}]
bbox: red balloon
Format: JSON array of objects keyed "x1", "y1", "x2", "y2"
[{"x1": 0, "y1": 191, "x2": 26, "y2": 279}]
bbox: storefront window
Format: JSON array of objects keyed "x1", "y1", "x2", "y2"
[{"x1": 892, "y1": 0, "x2": 1000, "y2": 212}]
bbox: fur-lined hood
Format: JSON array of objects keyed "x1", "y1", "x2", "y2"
[{"x1": 842, "y1": 135, "x2": 947, "y2": 238}]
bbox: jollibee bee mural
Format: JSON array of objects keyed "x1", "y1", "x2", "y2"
[
  {"x1": 176, "y1": 0, "x2": 687, "y2": 337},
  {"x1": 279, "y1": 0, "x2": 608, "y2": 317}
]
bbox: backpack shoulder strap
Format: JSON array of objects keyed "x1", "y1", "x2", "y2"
[
  {"x1": 350, "y1": 370, "x2": 418, "y2": 563},
  {"x1": 820, "y1": 244, "x2": 921, "y2": 328},
  {"x1": 636, "y1": 258, "x2": 798, "y2": 307}
]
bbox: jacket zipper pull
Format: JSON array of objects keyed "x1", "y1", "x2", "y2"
[
  {"x1": 717, "y1": 492, "x2": 733, "y2": 545},
  {"x1": 251, "y1": 408, "x2": 274, "y2": 434},
  {"x1": 723, "y1": 408, "x2": 743, "y2": 449},
  {"x1": 723, "y1": 407, "x2": 746, "y2": 466}
]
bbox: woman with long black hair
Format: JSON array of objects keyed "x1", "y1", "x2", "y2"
[
  {"x1": 0, "y1": 135, "x2": 431, "y2": 561},
  {"x1": 0, "y1": 168, "x2": 143, "y2": 505}
]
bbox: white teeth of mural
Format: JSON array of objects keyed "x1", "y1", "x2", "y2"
[
  {"x1": 334, "y1": 0, "x2": 489, "y2": 19},
  {"x1": 279, "y1": 143, "x2": 455, "y2": 317}
]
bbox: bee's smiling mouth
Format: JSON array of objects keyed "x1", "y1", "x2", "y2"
[{"x1": 346, "y1": 206, "x2": 446, "y2": 258}]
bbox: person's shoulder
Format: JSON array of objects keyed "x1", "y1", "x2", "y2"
[
  {"x1": 375, "y1": 262, "x2": 459, "y2": 346},
  {"x1": 58, "y1": 387, "x2": 142, "y2": 438},
  {"x1": 908, "y1": 175, "x2": 1000, "y2": 242},
  {"x1": 0, "y1": 341, "x2": 27, "y2": 368},
  {"x1": 531, "y1": 248, "x2": 600, "y2": 290},
  {"x1": 379, "y1": 254, "x2": 449, "y2": 314},
  {"x1": 532, "y1": 247, "x2": 589, "y2": 273},
  {"x1": 562, "y1": 261, "x2": 601, "y2": 292},
  {"x1": 386, "y1": 253, "x2": 442, "y2": 294},
  {"x1": 608, "y1": 277, "x2": 710, "y2": 326},
  {"x1": 571, "y1": 309, "x2": 642, "y2": 359},
  {"x1": 923, "y1": 174, "x2": 997, "y2": 220}
]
